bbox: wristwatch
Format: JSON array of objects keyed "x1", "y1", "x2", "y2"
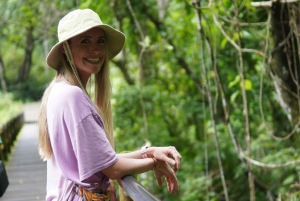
[{"x1": 141, "y1": 145, "x2": 150, "y2": 158}]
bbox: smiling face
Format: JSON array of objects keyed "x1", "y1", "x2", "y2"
[{"x1": 68, "y1": 27, "x2": 106, "y2": 85}]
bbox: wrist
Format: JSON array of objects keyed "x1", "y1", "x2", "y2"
[
  {"x1": 141, "y1": 145, "x2": 150, "y2": 158},
  {"x1": 146, "y1": 147, "x2": 154, "y2": 158},
  {"x1": 151, "y1": 158, "x2": 157, "y2": 170}
]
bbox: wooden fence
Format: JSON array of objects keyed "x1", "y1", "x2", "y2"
[{"x1": 0, "y1": 113, "x2": 24, "y2": 161}]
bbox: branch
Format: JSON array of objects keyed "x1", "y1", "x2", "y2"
[
  {"x1": 241, "y1": 152, "x2": 300, "y2": 168},
  {"x1": 126, "y1": 0, "x2": 149, "y2": 139},
  {"x1": 251, "y1": 0, "x2": 298, "y2": 7},
  {"x1": 194, "y1": 1, "x2": 229, "y2": 200},
  {"x1": 218, "y1": 15, "x2": 269, "y2": 27},
  {"x1": 110, "y1": 0, "x2": 134, "y2": 86},
  {"x1": 126, "y1": 0, "x2": 144, "y2": 41},
  {"x1": 241, "y1": 48, "x2": 266, "y2": 58},
  {"x1": 0, "y1": 53, "x2": 7, "y2": 91},
  {"x1": 212, "y1": 13, "x2": 241, "y2": 51}
]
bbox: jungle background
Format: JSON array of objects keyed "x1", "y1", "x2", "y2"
[{"x1": 0, "y1": 0, "x2": 300, "y2": 200}]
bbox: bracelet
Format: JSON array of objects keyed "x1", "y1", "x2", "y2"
[
  {"x1": 141, "y1": 145, "x2": 149, "y2": 158},
  {"x1": 151, "y1": 158, "x2": 157, "y2": 170}
]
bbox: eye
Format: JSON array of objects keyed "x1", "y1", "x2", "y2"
[
  {"x1": 98, "y1": 38, "x2": 106, "y2": 44},
  {"x1": 81, "y1": 38, "x2": 90, "y2": 44}
]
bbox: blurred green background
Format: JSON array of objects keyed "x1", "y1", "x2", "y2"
[{"x1": 0, "y1": 0, "x2": 300, "y2": 200}]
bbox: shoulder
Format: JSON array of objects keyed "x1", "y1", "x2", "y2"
[
  {"x1": 49, "y1": 82, "x2": 88, "y2": 103},
  {"x1": 48, "y1": 82, "x2": 96, "y2": 118},
  {"x1": 52, "y1": 82, "x2": 85, "y2": 99}
]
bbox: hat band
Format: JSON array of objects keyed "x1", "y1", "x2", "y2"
[{"x1": 63, "y1": 42, "x2": 87, "y2": 93}]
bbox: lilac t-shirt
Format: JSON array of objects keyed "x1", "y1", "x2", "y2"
[{"x1": 45, "y1": 82, "x2": 118, "y2": 201}]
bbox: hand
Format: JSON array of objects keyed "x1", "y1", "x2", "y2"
[
  {"x1": 153, "y1": 160, "x2": 179, "y2": 194},
  {"x1": 148, "y1": 146, "x2": 182, "y2": 172}
]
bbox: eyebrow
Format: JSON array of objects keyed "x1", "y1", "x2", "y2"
[{"x1": 80, "y1": 35, "x2": 105, "y2": 39}]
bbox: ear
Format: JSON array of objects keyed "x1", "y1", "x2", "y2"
[{"x1": 61, "y1": 44, "x2": 66, "y2": 54}]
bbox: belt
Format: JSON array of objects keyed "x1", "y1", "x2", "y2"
[
  {"x1": 78, "y1": 186, "x2": 111, "y2": 201},
  {"x1": 74, "y1": 180, "x2": 118, "y2": 201}
]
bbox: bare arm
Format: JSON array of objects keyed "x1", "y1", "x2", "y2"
[
  {"x1": 101, "y1": 156, "x2": 179, "y2": 194},
  {"x1": 117, "y1": 150, "x2": 142, "y2": 159},
  {"x1": 101, "y1": 157, "x2": 155, "y2": 179},
  {"x1": 118, "y1": 146, "x2": 182, "y2": 171}
]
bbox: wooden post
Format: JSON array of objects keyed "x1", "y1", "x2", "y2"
[{"x1": 0, "y1": 113, "x2": 24, "y2": 161}]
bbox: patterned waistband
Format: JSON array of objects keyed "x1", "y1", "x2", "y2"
[
  {"x1": 77, "y1": 186, "x2": 111, "y2": 201},
  {"x1": 72, "y1": 180, "x2": 118, "y2": 201}
]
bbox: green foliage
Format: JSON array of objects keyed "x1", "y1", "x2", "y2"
[
  {"x1": 0, "y1": 91, "x2": 22, "y2": 125},
  {"x1": 110, "y1": 0, "x2": 300, "y2": 200},
  {"x1": 0, "y1": 0, "x2": 299, "y2": 200}
]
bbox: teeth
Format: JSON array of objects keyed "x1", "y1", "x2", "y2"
[{"x1": 87, "y1": 58, "x2": 99, "y2": 63}]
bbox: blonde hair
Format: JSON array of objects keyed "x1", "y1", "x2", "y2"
[{"x1": 38, "y1": 52, "x2": 114, "y2": 160}]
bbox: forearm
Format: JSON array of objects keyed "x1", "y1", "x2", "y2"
[
  {"x1": 102, "y1": 157, "x2": 156, "y2": 179},
  {"x1": 117, "y1": 146, "x2": 156, "y2": 159},
  {"x1": 113, "y1": 146, "x2": 181, "y2": 195},
  {"x1": 117, "y1": 150, "x2": 142, "y2": 159}
]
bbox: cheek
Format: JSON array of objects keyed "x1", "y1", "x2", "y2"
[
  {"x1": 72, "y1": 50, "x2": 84, "y2": 61},
  {"x1": 101, "y1": 46, "x2": 106, "y2": 54}
]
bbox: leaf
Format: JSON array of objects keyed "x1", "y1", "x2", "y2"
[
  {"x1": 139, "y1": 35, "x2": 151, "y2": 48},
  {"x1": 144, "y1": 35, "x2": 150, "y2": 46},
  {"x1": 244, "y1": 79, "x2": 253, "y2": 91},
  {"x1": 221, "y1": 38, "x2": 228, "y2": 49},
  {"x1": 165, "y1": 44, "x2": 174, "y2": 50},
  {"x1": 283, "y1": 175, "x2": 295, "y2": 186},
  {"x1": 230, "y1": 90, "x2": 240, "y2": 103},
  {"x1": 228, "y1": 75, "x2": 240, "y2": 88},
  {"x1": 241, "y1": 30, "x2": 251, "y2": 39}
]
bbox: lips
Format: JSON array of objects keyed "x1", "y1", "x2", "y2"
[{"x1": 86, "y1": 58, "x2": 100, "y2": 63}]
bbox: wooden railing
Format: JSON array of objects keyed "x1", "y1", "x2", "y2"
[
  {"x1": 0, "y1": 113, "x2": 24, "y2": 161},
  {"x1": 120, "y1": 176, "x2": 160, "y2": 201}
]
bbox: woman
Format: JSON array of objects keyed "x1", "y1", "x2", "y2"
[{"x1": 38, "y1": 9, "x2": 182, "y2": 201}]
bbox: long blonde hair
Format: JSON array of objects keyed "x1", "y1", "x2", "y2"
[{"x1": 38, "y1": 52, "x2": 114, "y2": 160}]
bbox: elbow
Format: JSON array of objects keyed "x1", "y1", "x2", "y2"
[
  {"x1": 105, "y1": 170, "x2": 122, "y2": 180},
  {"x1": 101, "y1": 158, "x2": 132, "y2": 180},
  {"x1": 101, "y1": 164, "x2": 124, "y2": 180}
]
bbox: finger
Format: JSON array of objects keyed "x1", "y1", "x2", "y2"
[
  {"x1": 154, "y1": 170, "x2": 163, "y2": 187},
  {"x1": 158, "y1": 152, "x2": 175, "y2": 167},
  {"x1": 166, "y1": 169, "x2": 179, "y2": 193},
  {"x1": 169, "y1": 150, "x2": 182, "y2": 171},
  {"x1": 155, "y1": 176, "x2": 163, "y2": 187},
  {"x1": 161, "y1": 155, "x2": 176, "y2": 167},
  {"x1": 168, "y1": 177, "x2": 176, "y2": 195},
  {"x1": 157, "y1": 161, "x2": 174, "y2": 176},
  {"x1": 173, "y1": 177, "x2": 179, "y2": 191},
  {"x1": 167, "y1": 146, "x2": 182, "y2": 170},
  {"x1": 174, "y1": 154, "x2": 182, "y2": 171},
  {"x1": 167, "y1": 175, "x2": 178, "y2": 194},
  {"x1": 167, "y1": 177, "x2": 174, "y2": 194},
  {"x1": 165, "y1": 176, "x2": 171, "y2": 193},
  {"x1": 161, "y1": 166, "x2": 177, "y2": 194}
]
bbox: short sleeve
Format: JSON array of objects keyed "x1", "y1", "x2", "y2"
[{"x1": 72, "y1": 114, "x2": 118, "y2": 182}]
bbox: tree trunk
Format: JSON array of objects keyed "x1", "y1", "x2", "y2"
[
  {"x1": 110, "y1": 0, "x2": 135, "y2": 86},
  {"x1": 16, "y1": 25, "x2": 35, "y2": 84},
  {"x1": 271, "y1": 1, "x2": 300, "y2": 127},
  {"x1": 0, "y1": 54, "x2": 7, "y2": 91},
  {"x1": 157, "y1": 0, "x2": 169, "y2": 21}
]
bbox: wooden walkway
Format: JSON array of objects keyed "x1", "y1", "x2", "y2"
[{"x1": 1, "y1": 102, "x2": 46, "y2": 201}]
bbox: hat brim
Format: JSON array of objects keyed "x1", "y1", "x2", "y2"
[{"x1": 46, "y1": 24, "x2": 125, "y2": 70}]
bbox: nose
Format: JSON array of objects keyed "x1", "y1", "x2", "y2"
[{"x1": 90, "y1": 43, "x2": 104, "y2": 54}]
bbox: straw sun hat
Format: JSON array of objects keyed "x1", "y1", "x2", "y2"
[{"x1": 46, "y1": 9, "x2": 125, "y2": 70}]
